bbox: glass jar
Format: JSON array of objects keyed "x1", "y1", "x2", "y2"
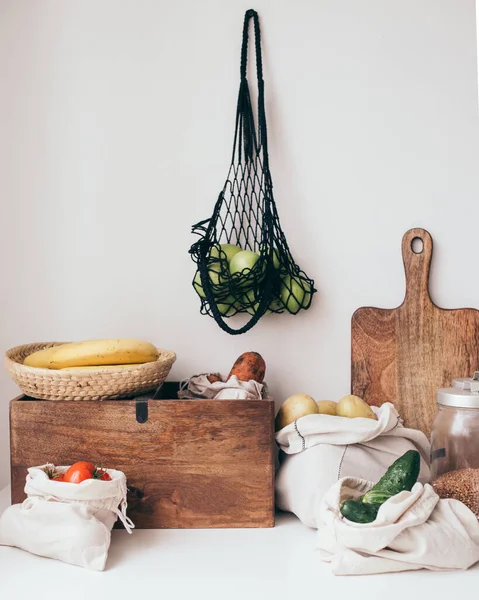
[{"x1": 430, "y1": 375, "x2": 479, "y2": 517}]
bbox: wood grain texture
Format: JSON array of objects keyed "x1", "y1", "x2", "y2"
[
  {"x1": 352, "y1": 228, "x2": 479, "y2": 438},
  {"x1": 10, "y1": 385, "x2": 275, "y2": 529}
]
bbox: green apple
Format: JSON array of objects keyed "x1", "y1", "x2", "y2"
[
  {"x1": 243, "y1": 288, "x2": 258, "y2": 315},
  {"x1": 280, "y1": 275, "x2": 312, "y2": 314},
  {"x1": 207, "y1": 260, "x2": 225, "y2": 285},
  {"x1": 229, "y1": 250, "x2": 260, "y2": 275},
  {"x1": 255, "y1": 248, "x2": 280, "y2": 269},
  {"x1": 196, "y1": 244, "x2": 235, "y2": 287},
  {"x1": 193, "y1": 271, "x2": 206, "y2": 298},
  {"x1": 193, "y1": 269, "x2": 229, "y2": 299},
  {"x1": 272, "y1": 249, "x2": 280, "y2": 269},
  {"x1": 213, "y1": 244, "x2": 242, "y2": 263},
  {"x1": 229, "y1": 250, "x2": 263, "y2": 292},
  {"x1": 217, "y1": 295, "x2": 238, "y2": 317},
  {"x1": 243, "y1": 289, "x2": 279, "y2": 316},
  {"x1": 205, "y1": 246, "x2": 227, "y2": 285},
  {"x1": 268, "y1": 296, "x2": 281, "y2": 312}
]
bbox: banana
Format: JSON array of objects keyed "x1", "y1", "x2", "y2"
[
  {"x1": 60, "y1": 364, "x2": 144, "y2": 371},
  {"x1": 24, "y1": 339, "x2": 159, "y2": 369}
]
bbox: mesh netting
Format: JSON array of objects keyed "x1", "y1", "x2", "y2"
[{"x1": 189, "y1": 9, "x2": 316, "y2": 335}]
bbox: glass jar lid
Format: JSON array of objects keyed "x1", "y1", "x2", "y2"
[{"x1": 437, "y1": 373, "x2": 479, "y2": 408}]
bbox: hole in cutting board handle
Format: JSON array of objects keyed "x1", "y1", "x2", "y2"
[{"x1": 411, "y1": 237, "x2": 424, "y2": 254}]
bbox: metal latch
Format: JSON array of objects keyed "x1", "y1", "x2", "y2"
[{"x1": 136, "y1": 398, "x2": 149, "y2": 423}]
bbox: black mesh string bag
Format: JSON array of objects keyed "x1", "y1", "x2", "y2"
[{"x1": 189, "y1": 9, "x2": 316, "y2": 335}]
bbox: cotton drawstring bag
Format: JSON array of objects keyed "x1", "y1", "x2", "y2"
[
  {"x1": 317, "y1": 477, "x2": 479, "y2": 575},
  {"x1": 0, "y1": 465, "x2": 134, "y2": 571},
  {"x1": 178, "y1": 374, "x2": 268, "y2": 400},
  {"x1": 275, "y1": 403, "x2": 430, "y2": 527}
]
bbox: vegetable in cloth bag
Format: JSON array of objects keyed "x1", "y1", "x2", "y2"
[
  {"x1": 318, "y1": 473, "x2": 479, "y2": 574},
  {"x1": 275, "y1": 402, "x2": 430, "y2": 528},
  {"x1": 0, "y1": 465, "x2": 134, "y2": 571}
]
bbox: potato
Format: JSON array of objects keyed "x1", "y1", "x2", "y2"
[
  {"x1": 336, "y1": 395, "x2": 377, "y2": 420},
  {"x1": 316, "y1": 400, "x2": 337, "y2": 416},
  {"x1": 228, "y1": 352, "x2": 266, "y2": 383},
  {"x1": 275, "y1": 393, "x2": 319, "y2": 431}
]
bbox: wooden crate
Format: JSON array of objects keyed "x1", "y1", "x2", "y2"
[{"x1": 10, "y1": 382, "x2": 275, "y2": 529}]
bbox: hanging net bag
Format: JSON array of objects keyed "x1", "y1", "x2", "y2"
[{"x1": 190, "y1": 9, "x2": 316, "y2": 335}]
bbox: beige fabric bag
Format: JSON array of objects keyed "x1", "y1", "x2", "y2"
[
  {"x1": 0, "y1": 465, "x2": 134, "y2": 571},
  {"x1": 178, "y1": 374, "x2": 266, "y2": 400},
  {"x1": 317, "y1": 477, "x2": 479, "y2": 575},
  {"x1": 275, "y1": 403, "x2": 430, "y2": 527}
]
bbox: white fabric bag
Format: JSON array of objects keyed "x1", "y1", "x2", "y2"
[
  {"x1": 178, "y1": 374, "x2": 266, "y2": 400},
  {"x1": 317, "y1": 476, "x2": 479, "y2": 575},
  {"x1": 275, "y1": 403, "x2": 430, "y2": 527},
  {"x1": 0, "y1": 465, "x2": 134, "y2": 571}
]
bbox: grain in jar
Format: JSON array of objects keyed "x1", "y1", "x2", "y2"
[
  {"x1": 431, "y1": 375, "x2": 479, "y2": 517},
  {"x1": 433, "y1": 468, "x2": 479, "y2": 517}
]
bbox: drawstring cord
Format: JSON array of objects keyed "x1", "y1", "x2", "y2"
[
  {"x1": 116, "y1": 499, "x2": 135, "y2": 534},
  {"x1": 117, "y1": 479, "x2": 135, "y2": 534}
]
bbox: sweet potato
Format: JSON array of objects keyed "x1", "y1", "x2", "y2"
[
  {"x1": 207, "y1": 374, "x2": 222, "y2": 384},
  {"x1": 227, "y1": 352, "x2": 266, "y2": 383}
]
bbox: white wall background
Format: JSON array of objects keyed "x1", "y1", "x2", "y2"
[{"x1": 0, "y1": 0, "x2": 478, "y2": 489}]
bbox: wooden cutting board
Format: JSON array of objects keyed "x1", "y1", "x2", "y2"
[{"x1": 351, "y1": 227, "x2": 479, "y2": 438}]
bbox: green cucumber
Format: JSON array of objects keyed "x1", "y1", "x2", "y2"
[
  {"x1": 339, "y1": 450, "x2": 421, "y2": 523},
  {"x1": 340, "y1": 500, "x2": 381, "y2": 524},
  {"x1": 361, "y1": 450, "x2": 420, "y2": 505}
]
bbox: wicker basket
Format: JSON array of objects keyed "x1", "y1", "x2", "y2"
[{"x1": 4, "y1": 342, "x2": 177, "y2": 401}]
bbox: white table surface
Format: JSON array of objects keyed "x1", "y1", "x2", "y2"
[{"x1": 0, "y1": 485, "x2": 478, "y2": 599}]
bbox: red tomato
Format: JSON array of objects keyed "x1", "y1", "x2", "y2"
[
  {"x1": 96, "y1": 469, "x2": 112, "y2": 481},
  {"x1": 72, "y1": 461, "x2": 95, "y2": 473},
  {"x1": 64, "y1": 463, "x2": 94, "y2": 484},
  {"x1": 53, "y1": 474, "x2": 65, "y2": 482}
]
